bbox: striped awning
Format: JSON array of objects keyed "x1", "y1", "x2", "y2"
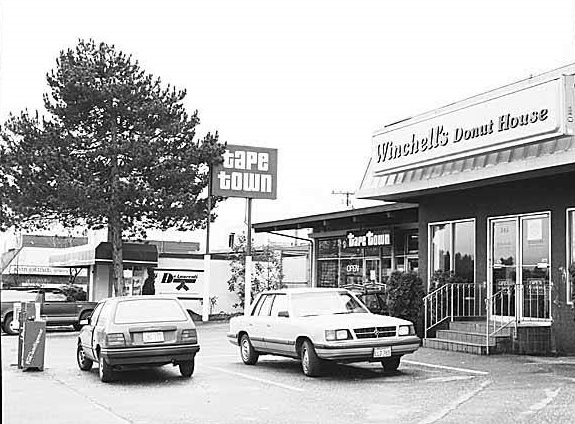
[
  {"x1": 49, "y1": 242, "x2": 158, "y2": 268},
  {"x1": 357, "y1": 135, "x2": 575, "y2": 202}
]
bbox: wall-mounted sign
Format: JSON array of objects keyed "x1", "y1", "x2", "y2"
[
  {"x1": 372, "y1": 76, "x2": 572, "y2": 176},
  {"x1": 6, "y1": 265, "x2": 84, "y2": 276},
  {"x1": 155, "y1": 270, "x2": 203, "y2": 298},
  {"x1": 212, "y1": 144, "x2": 278, "y2": 199},
  {"x1": 345, "y1": 231, "x2": 391, "y2": 248}
]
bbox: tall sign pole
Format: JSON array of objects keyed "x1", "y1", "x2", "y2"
[
  {"x1": 211, "y1": 145, "x2": 278, "y2": 316},
  {"x1": 202, "y1": 167, "x2": 212, "y2": 322},
  {"x1": 244, "y1": 198, "x2": 253, "y2": 315}
]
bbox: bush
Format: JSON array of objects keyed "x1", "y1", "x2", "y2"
[
  {"x1": 386, "y1": 271, "x2": 425, "y2": 333},
  {"x1": 59, "y1": 284, "x2": 87, "y2": 301}
]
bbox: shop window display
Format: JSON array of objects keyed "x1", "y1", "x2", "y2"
[
  {"x1": 316, "y1": 227, "x2": 416, "y2": 288},
  {"x1": 121, "y1": 267, "x2": 146, "y2": 296}
]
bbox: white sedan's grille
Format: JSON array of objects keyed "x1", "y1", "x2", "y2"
[{"x1": 354, "y1": 326, "x2": 396, "y2": 339}]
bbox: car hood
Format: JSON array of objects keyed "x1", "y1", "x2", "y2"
[{"x1": 299, "y1": 313, "x2": 412, "y2": 328}]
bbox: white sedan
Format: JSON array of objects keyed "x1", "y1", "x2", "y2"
[{"x1": 227, "y1": 288, "x2": 420, "y2": 377}]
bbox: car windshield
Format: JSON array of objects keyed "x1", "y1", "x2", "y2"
[
  {"x1": 114, "y1": 299, "x2": 188, "y2": 324},
  {"x1": 291, "y1": 291, "x2": 368, "y2": 317}
]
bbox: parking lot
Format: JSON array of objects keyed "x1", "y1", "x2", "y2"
[{"x1": 2, "y1": 322, "x2": 575, "y2": 424}]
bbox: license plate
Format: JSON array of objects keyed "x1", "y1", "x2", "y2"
[
  {"x1": 143, "y1": 331, "x2": 164, "y2": 343},
  {"x1": 373, "y1": 346, "x2": 392, "y2": 358}
]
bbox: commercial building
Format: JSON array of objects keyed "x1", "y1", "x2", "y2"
[
  {"x1": 357, "y1": 64, "x2": 575, "y2": 354},
  {"x1": 255, "y1": 64, "x2": 575, "y2": 355},
  {"x1": 253, "y1": 203, "x2": 418, "y2": 288}
]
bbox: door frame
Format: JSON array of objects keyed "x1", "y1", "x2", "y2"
[{"x1": 487, "y1": 211, "x2": 552, "y2": 322}]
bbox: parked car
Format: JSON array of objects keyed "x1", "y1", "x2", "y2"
[
  {"x1": 1, "y1": 287, "x2": 96, "y2": 335},
  {"x1": 342, "y1": 283, "x2": 388, "y2": 315},
  {"x1": 227, "y1": 288, "x2": 420, "y2": 377},
  {"x1": 76, "y1": 296, "x2": 200, "y2": 382}
]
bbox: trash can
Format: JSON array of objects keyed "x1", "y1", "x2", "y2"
[{"x1": 17, "y1": 302, "x2": 46, "y2": 371}]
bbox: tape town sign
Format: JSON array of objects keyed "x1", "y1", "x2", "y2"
[{"x1": 212, "y1": 145, "x2": 278, "y2": 199}]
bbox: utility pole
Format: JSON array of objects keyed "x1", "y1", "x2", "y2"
[{"x1": 332, "y1": 190, "x2": 355, "y2": 208}]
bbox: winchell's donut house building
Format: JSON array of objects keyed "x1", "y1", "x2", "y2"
[{"x1": 255, "y1": 64, "x2": 575, "y2": 355}]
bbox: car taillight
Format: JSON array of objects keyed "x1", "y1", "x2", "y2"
[
  {"x1": 181, "y1": 329, "x2": 197, "y2": 343},
  {"x1": 105, "y1": 333, "x2": 126, "y2": 347}
]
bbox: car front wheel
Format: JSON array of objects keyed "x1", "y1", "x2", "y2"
[
  {"x1": 77, "y1": 344, "x2": 93, "y2": 371},
  {"x1": 2, "y1": 313, "x2": 18, "y2": 335},
  {"x1": 179, "y1": 359, "x2": 195, "y2": 377},
  {"x1": 240, "y1": 334, "x2": 259, "y2": 365},
  {"x1": 301, "y1": 340, "x2": 323, "y2": 377},
  {"x1": 98, "y1": 356, "x2": 114, "y2": 383},
  {"x1": 381, "y1": 356, "x2": 401, "y2": 372}
]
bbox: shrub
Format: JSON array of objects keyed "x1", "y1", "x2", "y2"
[{"x1": 386, "y1": 271, "x2": 425, "y2": 330}]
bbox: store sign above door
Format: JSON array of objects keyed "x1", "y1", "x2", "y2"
[
  {"x1": 372, "y1": 75, "x2": 574, "y2": 176},
  {"x1": 212, "y1": 144, "x2": 278, "y2": 199},
  {"x1": 345, "y1": 231, "x2": 391, "y2": 248}
]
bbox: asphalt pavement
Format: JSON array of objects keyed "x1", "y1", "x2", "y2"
[{"x1": 2, "y1": 322, "x2": 575, "y2": 424}]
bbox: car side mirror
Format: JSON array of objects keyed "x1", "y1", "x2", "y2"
[
  {"x1": 278, "y1": 311, "x2": 289, "y2": 318},
  {"x1": 80, "y1": 318, "x2": 90, "y2": 326}
]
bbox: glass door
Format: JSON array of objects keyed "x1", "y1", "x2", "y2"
[
  {"x1": 520, "y1": 215, "x2": 550, "y2": 320},
  {"x1": 489, "y1": 213, "x2": 551, "y2": 321},
  {"x1": 491, "y1": 219, "x2": 518, "y2": 318}
]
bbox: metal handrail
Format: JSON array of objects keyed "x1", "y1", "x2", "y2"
[
  {"x1": 485, "y1": 280, "x2": 552, "y2": 354},
  {"x1": 424, "y1": 282, "x2": 486, "y2": 338}
]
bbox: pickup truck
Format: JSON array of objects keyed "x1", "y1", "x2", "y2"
[{"x1": 1, "y1": 288, "x2": 97, "y2": 335}]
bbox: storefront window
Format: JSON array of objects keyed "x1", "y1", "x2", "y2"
[
  {"x1": 121, "y1": 266, "x2": 146, "y2": 296},
  {"x1": 317, "y1": 260, "x2": 338, "y2": 288},
  {"x1": 430, "y1": 220, "x2": 475, "y2": 284},
  {"x1": 340, "y1": 258, "x2": 363, "y2": 286},
  {"x1": 318, "y1": 239, "x2": 339, "y2": 258},
  {"x1": 568, "y1": 209, "x2": 575, "y2": 304},
  {"x1": 316, "y1": 227, "x2": 417, "y2": 287},
  {"x1": 431, "y1": 224, "x2": 452, "y2": 273},
  {"x1": 454, "y1": 221, "x2": 475, "y2": 283}
]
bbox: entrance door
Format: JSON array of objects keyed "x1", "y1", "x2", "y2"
[
  {"x1": 489, "y1": 213, "x2": 551, "y2": 321},
  {"x1": 491, "y1": 219, "x2": 518, "y2": 318},
  {"x1": 520, "y1": 214, "x2": 551, "y2": 320}
]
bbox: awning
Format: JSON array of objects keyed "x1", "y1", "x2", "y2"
[
  {"x1": 253, "y1": 202, "x2": 417, "y2": 233},
  {"x1": 49, "y1": 242, "x2": 158, "y2": 268},
  {"x1": 357, "y1": 136, "x2": 575, "y2": 202}
]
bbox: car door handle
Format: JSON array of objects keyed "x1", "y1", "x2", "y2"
[{"x1": 266, "y1": 324, "x2": 271, "y2": 328}]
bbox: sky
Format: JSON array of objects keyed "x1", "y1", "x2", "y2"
[{"x1": 0, "y1": 0, "x2": 574, "y2": 251}]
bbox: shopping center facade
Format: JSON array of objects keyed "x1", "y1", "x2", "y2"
[{"x1": 256, "y1": 64, "x2": 575, "y2": 354}]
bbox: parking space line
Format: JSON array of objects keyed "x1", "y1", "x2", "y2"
[
  {"x1": 403, "y1": 360, "x2": 489, "y2": 376},
  {"x1": 205, "y1": 365, "x2": 305, "y2": 393},
  {"x1": 418, "y1": 379, "x2": 492, "y2": 424}
]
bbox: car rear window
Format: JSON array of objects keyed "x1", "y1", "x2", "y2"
[{"x1": 114, "y1": 299, "x2": 188, "y2": 324}]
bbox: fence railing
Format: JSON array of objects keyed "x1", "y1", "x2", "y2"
[{"x1": 424, "y1": 282, "x2": 486, "y2": 338}]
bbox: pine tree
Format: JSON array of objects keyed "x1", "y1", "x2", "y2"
[{"x1": 0, "y1": 39, "x2": 225, "y2": 295}]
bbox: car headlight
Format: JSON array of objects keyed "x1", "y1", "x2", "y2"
[
  {"x1": 325, "y1": 329, "x2": 351, "y2": 341},
  {"x1": 398, "y1": 325, "x2": 414, "y2": 336}
]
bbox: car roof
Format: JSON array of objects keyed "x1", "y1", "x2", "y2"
[
  {"x1": 259, "y1": 287, "x2": 349, "y2": 295},
  {"x1": 101, "y1": 295, "x2": 184, "y2": 304}
]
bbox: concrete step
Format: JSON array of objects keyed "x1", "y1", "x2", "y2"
[
  {"x1": 423, "y1": 338, "x2": 489, "y2": 355},
  {"x1": 449, "y1": 321, "x2": 514, "y2": 336},
  {"x1": 436, "y1": 329, "x2": 509, "y2": 346}
]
